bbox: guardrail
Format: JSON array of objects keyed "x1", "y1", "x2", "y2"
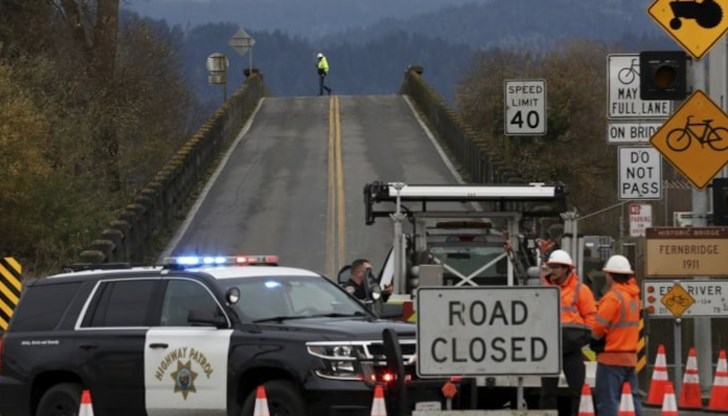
[
  {"x1": 79, "y1": 73, "x2": 266, "y2": 265},
  {"x1": 398, "y1": 66, "x2": 523, "y2": 185}
]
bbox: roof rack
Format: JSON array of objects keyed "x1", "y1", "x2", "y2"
[
  {"x1": 61, "y1": 263, "x2": 134, "y2": 273},
  {"x1": 364, "y1": 181, "x2": 568, "y2": 224}
]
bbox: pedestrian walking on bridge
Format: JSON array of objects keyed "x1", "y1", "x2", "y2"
[{"x1": 315, "y1": 52, "x2": 332, "y2": 96}]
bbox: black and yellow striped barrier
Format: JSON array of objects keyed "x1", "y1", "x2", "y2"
[
  {"x1": 636, "y1": 308, "x2": 647, "y2": 373},
  {"x1": 0, "y1": 257, "x2": 22, "y2": 330}
]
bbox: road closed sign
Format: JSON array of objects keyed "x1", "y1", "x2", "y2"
[
  {"x1": 416, "y1": 286, "x2": 561, "y2": 378},
  {"x1": 619, "y1": 146, "x2": 662, "y2": 200}
]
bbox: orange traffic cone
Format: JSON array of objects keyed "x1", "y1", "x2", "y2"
[
  {"x1": 618, "y1": 382, "x2": 636, "y2": 416},
  {"x1": 370, "y1": 384, "x2": 387, "y2": 416},
  {"x1": 78, "y1": 389, "x2": 94, "y2": 416},
  {"x1": 707, "y1": 349, "x2": 728, "y2": 412},
  {"x1": 645, "y1": 344, "x2": 670, "y2": 407},
  {"x1": 578, "y1": 384, "x2": 595, "y2": 416},
  {"x1": 253, "y1": 385, "x2": 270, "y2": 416},
  {"x1": 661, "y1": 381, "x2": 678, "y2": 416},
  {"x1": 678, "y1": 347, "x2": 702, "y2": 410}
]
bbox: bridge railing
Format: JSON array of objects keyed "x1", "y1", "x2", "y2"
[
  {"x1": 79, "y1": 73, "x2": 266, "y2": 265},
  {"x1": 399, "y1": 66, "x2": 524, "y2": 185}
]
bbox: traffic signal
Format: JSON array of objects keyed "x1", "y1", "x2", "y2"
[
  {"x1": 713, "y1": 178, "x2": 728, "y2": 226},
  {"x1": 639, "y1": 51, "x2": 689, "y2": 100}
]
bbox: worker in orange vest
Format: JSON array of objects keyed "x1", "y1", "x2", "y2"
[
  {"x1": 540, "y1": 249, "x2": 597, "y2": 416},
  {"x1": 591, "y1": 255, "x2": 644, "y2": 416}
]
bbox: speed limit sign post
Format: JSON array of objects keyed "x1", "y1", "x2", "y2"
[{"x1": 504, "y1": 79, "x2": 547, "y2": 136}]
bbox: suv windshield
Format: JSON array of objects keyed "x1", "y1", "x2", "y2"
[{"x1": 219, "y1": 275, "x2": 371, "y2": 322}]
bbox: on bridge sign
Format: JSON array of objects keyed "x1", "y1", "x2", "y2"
[{"x1": 504, "y1": 79, "x2": 547, "y2": 136}]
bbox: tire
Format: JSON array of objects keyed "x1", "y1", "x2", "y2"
[
  {"x1": 241, "y1": 380, "x2": 305, "y2": 416},
  {"x1": 708, "y1": 127, "x2": 728, "y2": 151},
  {"x1": 666, "y1": 128, "x2": 691, "y2": 152},
  {"x1": 36, "y1": 383, "x2": 83, "y2": 416}
]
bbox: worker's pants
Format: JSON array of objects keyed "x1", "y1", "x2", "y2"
[
  {"x1": 540, "y1": 349, "x2": 584, "y2": 416},
  {"x1": 319, "y1": 75, "x2": 331, "y2": 95},
  {"x1": 594, "y1": 363, "x2": 643, "y2": 416}
]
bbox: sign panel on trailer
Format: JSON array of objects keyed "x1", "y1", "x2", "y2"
[
  {"x1": 618, "y1": 146, "x2": 662, "y2": 200},
  {"x1": 645, "y1": 227, "x2": 728, "y2": 276},
  {"x1": 504, "y1": 79, "x2": 547, "y2": 136},
  {"x1": 607, "y1": 54, "x2": 671, "y2": 120},
  {"x1": 416, "y1": 286, "x2": 561, "y2": 377},
  {"x1": 643, "y1": 280, "x2": 728, "y2": 318}
]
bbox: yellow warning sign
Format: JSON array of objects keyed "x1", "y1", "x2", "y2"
[
  {"x1": 0, "y1": 257, "x2": 22, "y2": 330},
  {"x1": 648, "y1": 0, "x2": 728, "y2": 59},
  {"x1": 649, "y1": 90, "x2": 728, "y2": 188},
  {"x1": 661, "y1": 283, "x2": 695, "y2": 318}
]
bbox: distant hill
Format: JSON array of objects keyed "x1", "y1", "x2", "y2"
[
  {"x1": 127, "y1": 0, "x2": 480, "y2": 39},
  {"x1": 320, "y1": 0, "x2": 668, "y2": 50},
  {"x1": 128, "y1": 0, "x2": 678, "y2": 117}
]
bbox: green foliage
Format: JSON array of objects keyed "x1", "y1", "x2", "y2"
[
  {"x1": 455, "y1": 40, "x2": 621, "y2": 236},
  {"x1": 0, "y1": 4, "x2": 198, "y2": 276}
]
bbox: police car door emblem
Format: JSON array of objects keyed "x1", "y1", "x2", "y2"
[{"x1": 170, "y1": 360, "x2": 198, "y2": 399}]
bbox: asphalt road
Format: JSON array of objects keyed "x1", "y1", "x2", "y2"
[{"x1": 162, "y1": 95, "x2": 460, "y2": 276}]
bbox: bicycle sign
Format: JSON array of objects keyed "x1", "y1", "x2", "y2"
[
  {"x1": 650, "y1": 90, "x2": 728, "y2": 188},
  {"x1": 643, "y1": 279, "x2": 728, "y2": 318},
  {"x1": 648, "y1": 0, "x2": 728, "y2": 59},
  {"x1": 607, "y1": 54, "x2": 671, "y2": 120}
]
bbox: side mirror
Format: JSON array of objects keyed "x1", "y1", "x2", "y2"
[
  {"x1": 226, "y1": 287, "x2": 240, "y2": 305},
  {"x1": 337, "y1": 265, "x2": 352, "y2": 286},
  {"x1": 188, "y1": 309, "x2": 227, "y2": 329},
  {"x1": 377, "y1": 303, "x2": 404, "y2": 320}
]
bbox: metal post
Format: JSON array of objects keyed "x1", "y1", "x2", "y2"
[
  {"x1": 390, "y1": 183, "x2": 407, "y2": 295},
  {"x1": 674, "y1": 318, "x2": 683, "y2": 398},
  {"x1": 692, "y1": 58, "x2": 713, "y2": 394}
]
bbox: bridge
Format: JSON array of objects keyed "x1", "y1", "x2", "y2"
[{"x1": 78, "y1": 67, "x2": 524, "y2": 275}]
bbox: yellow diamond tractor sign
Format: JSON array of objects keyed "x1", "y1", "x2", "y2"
[
  {"x1": 648, "y1": 0, "x2": 728, "y2": 59},
  {"x1": 650, "y1": 90, "x2": 728, "y2": 188}
]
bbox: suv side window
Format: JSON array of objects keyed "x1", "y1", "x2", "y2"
[
  {"x1": 160, "y1": 279, "x2": 223, "y2": 326},
  {"x1": 11, "y1": 282, "x2": 81, "y2": 331},
  {"x1": 83, "y1": 280, "x2": 157, "y2": 328}
]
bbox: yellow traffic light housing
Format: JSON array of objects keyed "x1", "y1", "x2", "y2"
[{"x1": 639, "y1": 51, "x2": 689, "y2": 100}]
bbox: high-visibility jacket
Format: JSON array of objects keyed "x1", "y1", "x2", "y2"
[
  {"x1": 549, "y1": 271, "x2": 596, "y2": 331},
  {"x1": 317, "y1": 56, "x2": 329, "y2": 74},
  {"x1": 592, "y1": 278, "x2": 641, "y2": 367}
]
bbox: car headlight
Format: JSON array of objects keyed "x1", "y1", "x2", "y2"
[{"x1": 306, "y1": 342, "x2": 367, "y2": 380}]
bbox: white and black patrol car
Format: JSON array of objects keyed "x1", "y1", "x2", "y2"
[{"x1": 0, "y1": 255, "x2": 432, "y2": 416}]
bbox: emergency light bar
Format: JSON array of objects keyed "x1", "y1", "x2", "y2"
[
  {"x1": 162, "y1": 255, "x2": 279, "y2": 268},
  {"x1": 364, "y1": 181, "x2": 567, "y2": 224}
]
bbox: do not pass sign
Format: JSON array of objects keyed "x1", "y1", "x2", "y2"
[
  {"x1": 619, "y1": 146, "x2": 662, "y2": 200},
  {"x1": 416, "y1": 286, "x2": 561, "y2": 377}
]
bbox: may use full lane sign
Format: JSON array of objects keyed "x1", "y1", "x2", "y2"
[{"x1": 416, "y1": 287, "x2": 561, "y2": 378}]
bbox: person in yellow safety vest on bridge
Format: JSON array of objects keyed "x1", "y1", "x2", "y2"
[
  {"x1": 591, "y1": 255, "x2": 644, "y2": 416},
  {"x1": 315, "y1": 52, "x2": 332, "y2": 96},
  {"x1": 539, "y1": 249, "x2": 597, "y2": 416}
]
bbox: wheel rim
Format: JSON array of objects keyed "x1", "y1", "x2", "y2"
[
  {"x1": 269, "y1": 399, "x2": 294, "y2": 416},
  {"x1": 48, "y1": 398, "x2": 76, "y2": 416}
]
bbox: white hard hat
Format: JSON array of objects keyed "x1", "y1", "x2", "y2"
[
  {"x1": 602, "y1": 255, "x2": 633, "y2": 275},
  {"x1": 316, "y1": 52, "x2": 323, "y2": 58},
  {"x1": 546, "y1": 249, "x2": 573, "y2": 267}
]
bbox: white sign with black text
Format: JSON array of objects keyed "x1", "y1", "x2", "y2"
[
  {"x1": 416, "y1": 286, "x2": 561, "y2": 378},
  {"x1": 504, "y1": 79, "x2": 547, "y2": 136},
  {"x1": 608, "y1": 54, "x2": 671, "y2": 120},
  {"x1": 644, "y1": 280, "x2": 728, "y2": 318},
  {"x1": 619, "y1": 146, "x2": 662, "y2": 200},
  {"x1": 607, "y1": 122, "x2": 664, "y2": 144}
]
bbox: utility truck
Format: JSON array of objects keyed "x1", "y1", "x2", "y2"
[{"x1": 361, "y1": 181, "x2": 596, "y2": 411}]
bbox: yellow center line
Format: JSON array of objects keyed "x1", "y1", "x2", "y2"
[
  {"x1": 334, "y1": 96, "x2": 346, "y2": 270},
  {"x1": 325, "y1": 97, "x2": 336, "y2": 278}
]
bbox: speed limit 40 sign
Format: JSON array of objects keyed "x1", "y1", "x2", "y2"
[{"x1": 505, "y1": 79, "x2": 547, "y2": 136}]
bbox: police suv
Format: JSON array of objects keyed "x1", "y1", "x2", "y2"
[{"x1": 0, "y1": 255, "x2": 421, "y2": 416}]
